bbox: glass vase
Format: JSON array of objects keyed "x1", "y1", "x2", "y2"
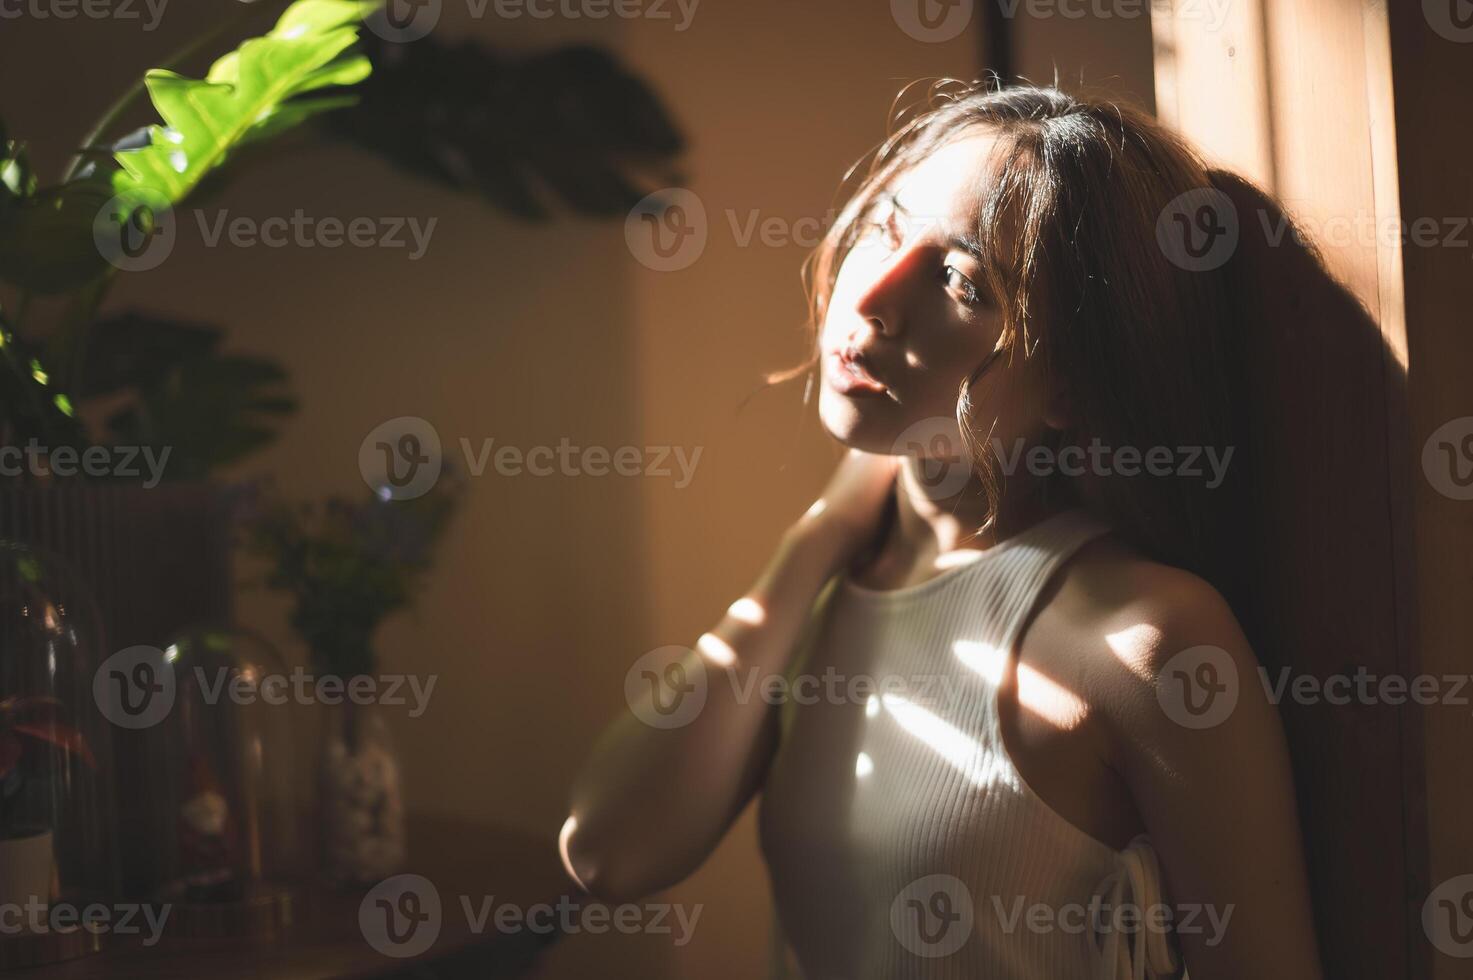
[
  {"x1": 125, "y1": 627, "x2": 300, "y2": 938},
  {"x1": 318, "y1": 694, "x2": 406, "y2": 886},
  {"x1": 0, "y1": 542, "x2": 115, "y2": 968}
]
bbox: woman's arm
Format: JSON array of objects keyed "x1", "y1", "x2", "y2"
[
  {"x1": 1109, "y1": 567, "x2": 1323, "y2": 979},
  {"x1": 559, "y1": 449, "x2": 897, "y2": 904}
]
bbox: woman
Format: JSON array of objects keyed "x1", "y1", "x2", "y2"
[{"x1": 560, "y1": 82, "x2": 1323, "y2": 978}]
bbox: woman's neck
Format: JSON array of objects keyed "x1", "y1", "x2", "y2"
[{"x1": 886, "y1": 456, "x2": 1065, "y2": 567}]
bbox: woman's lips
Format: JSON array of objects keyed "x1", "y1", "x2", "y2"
[{"x1": 823, "y1": 349, "x2": 890, "y2": 396}]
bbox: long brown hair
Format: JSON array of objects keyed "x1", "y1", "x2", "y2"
[{"x1": 772, "y1": 80, "x2": 1339, "y2": 616}]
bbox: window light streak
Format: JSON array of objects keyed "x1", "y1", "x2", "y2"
[
  {"x1": 934, "y1": 549, "x2": 984, "y2": 571},
  {"x1": 726, "y1": 597, "x2": 765, "y2": 626},
  {"x1": 1105, "y1": 624, "x2": 1165, "y2": 683},
  {"x1": 696, "y1": 632, "x2": 737, "y2": 668},
  {"x1": 879, "y1": 694, "x2": 1008, "y2": 788},
  {"x1": 954, "y1": 639, "x2": 1088, "y2": 730},
  {"x1": 953, "y1": 639, "x2": 1005, "y2": 685},
  {"x1": 558, "y1": 816, "x2": 592, "y2": 893}
]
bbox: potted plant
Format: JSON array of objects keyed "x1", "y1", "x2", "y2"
[
  {"x1": 0, "y1": 696, "x2": 97, "y2": 911},
  {"x1": 242, "y1": 469, "x2": 462, "y2": 885}
]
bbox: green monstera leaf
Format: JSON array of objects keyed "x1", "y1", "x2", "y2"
[
  {"x1": 0, "y1": 0, "x2": 379, "y2": 295},
  {"x1": 0, "y1": 0, "x2": 373, "y2": 468},
  {"x1": 111, "y1": 0, "x2": 378, "y2": 206}
]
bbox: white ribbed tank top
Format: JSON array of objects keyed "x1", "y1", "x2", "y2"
[{"x1": 758, "y1": 508, "x2": 1186, "y2": 980}]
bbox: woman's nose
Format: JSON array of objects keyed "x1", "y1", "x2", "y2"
[{"x1": 851, "y1": 240, "x2": 924, "y2": 339}]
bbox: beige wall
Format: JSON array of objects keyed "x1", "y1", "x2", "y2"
[
  {"x1": 1, "y1": 2, "x2": 1151, "y2": 976},
  {"x1": 1013, "y1": 2, "x2": 1156, "y2": 111}
]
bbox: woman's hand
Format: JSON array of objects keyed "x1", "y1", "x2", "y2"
[{"x1": 790, "y1": 448, "x2": 899, "y2": 576}]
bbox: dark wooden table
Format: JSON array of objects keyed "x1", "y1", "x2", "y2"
[{"x1": 12, "y1": 812, "x2": 577, "y2": 979}]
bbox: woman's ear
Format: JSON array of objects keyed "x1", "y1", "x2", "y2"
[{"x1": 1043, "y1": 378, "x2": 1073, "y2": 430}]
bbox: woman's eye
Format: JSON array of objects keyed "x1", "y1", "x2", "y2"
[{"x1": 943, "y1": 265, "x2": 981, "y2": 306}]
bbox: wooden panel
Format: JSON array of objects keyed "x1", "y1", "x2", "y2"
[
  {"x1": 1152, "y1": 2, "x2": 1423, "y2": 977},
  {"x1": 1384, "y1": 4, "x2": 1473, "y2": 980},
  {"x1": 1152, "y1": 0, "x2": 1274, "y2": 185}
]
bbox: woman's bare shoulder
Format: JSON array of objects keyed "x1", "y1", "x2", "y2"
[
  {"x1": 1038, "y1": 534, "x2": 1256, "y2": 718},
  {"x1": 1064, "y1": 536, "x2": 1239, "y2": 628}
]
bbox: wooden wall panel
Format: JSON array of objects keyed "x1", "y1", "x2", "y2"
[
  {"x1": 1385, "y1": 3, "x2": 1473, "y2": 979},
  {"x1": 1152, "y1": 1, "x2": 1427, "y2": 977}
]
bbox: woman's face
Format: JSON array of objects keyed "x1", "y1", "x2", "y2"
[{"x1": 817, "y1": 130, "x2": 1057, "y2": 466}]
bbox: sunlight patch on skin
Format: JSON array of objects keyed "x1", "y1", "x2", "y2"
[
  {"x1": 559, "y1": 814, "x2": 578, "y2": 851},
  {"x1": 726, "y1": 597, "x2": 766, "y2": 626},
  {"x1": 1106, "y1": 623, "x2": 1166, "y2": 683},
  {"x1": 696, "y1": 631, "x2": 738, "y2": 668},
  {"x1": 558, "y1": 816, "x2": 589, "y2": 891},
  {"x1": 954, "y1": 639, "x2": 1088, "y2": 731},
  {"x1": 1104, "y1": 625, "x2": 1182, "y2": 781},
  {"x1": 1017, "y1": 664, "x2": 1089, "y2": 731}
]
